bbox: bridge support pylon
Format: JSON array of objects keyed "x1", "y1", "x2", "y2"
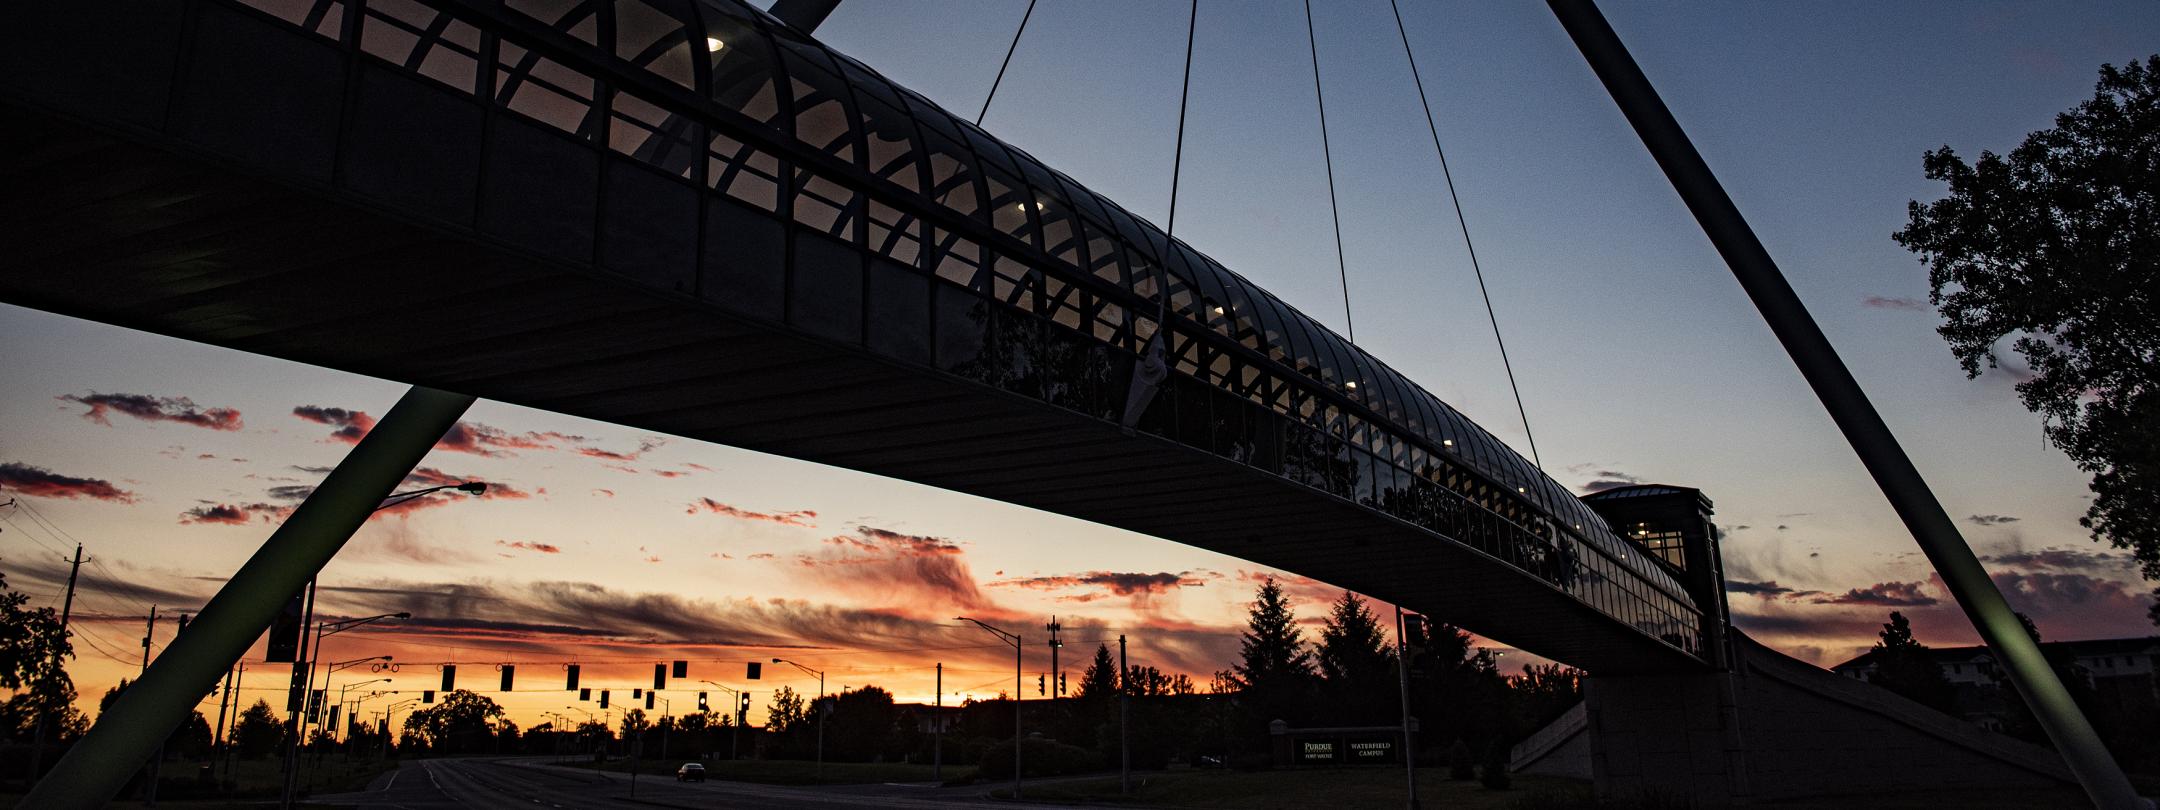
[{"x1": 23, "y1": 386, "x2": 474, "y2": 808}]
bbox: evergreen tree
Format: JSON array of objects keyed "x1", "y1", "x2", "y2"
[
  {"x1": 1867, "y1": 611, "x2": 1956, "y2": 714},
  {"x1": 1075, "y1": 644, "x2": 1119, "y2": 701},
  {"x1": 1316, "y1": 591, "x2": 1396, "y2": 724},
  {"x1": 1227, "y1": 576, "x2": 1316, "y2": 727}
]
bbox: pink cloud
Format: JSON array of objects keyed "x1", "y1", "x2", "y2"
[
  {"x1": 61, "y1": 391, "x2": 242, "y2": 431},
  {"x1": 686, "y1": 498, "x2": 817, "y2": 528},
  {"x1": 0, "y1": 462, "x2": 136, "y2": 503}
]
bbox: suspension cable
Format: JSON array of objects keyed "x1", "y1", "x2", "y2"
[
  {"x1": 1303, "y1": 0, "x2": 1355, "y2": 342},
  {"x1": 1159, "y1": 0, "x2": 1199, "y2": 325},
  {"x1": 974, "y1": 0, "x2": 1040, "y2": 126},
  {"x1": 1388, "y1": 0, "x2": 1543, "y2": 470}
]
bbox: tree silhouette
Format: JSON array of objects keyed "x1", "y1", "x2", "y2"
[
  {"x1": 232, "y1": 699, "x2": 284, "y2": 758},
  {"x1": 401, "y1": 690, "x2": 508, "y2": 755},
  {"x1": 1316, "y1": 591, "x2": 1396, "y2": 724},
  {"x1": 1894, "y1": 55, "x2": 2160, "y2": 582},
  {"x1": 1226, "y1": 576, "x2": 1316, "y2": 727},
  {"x1": 1867, "y1": 611, "x2": 1955, "y2": 714},
  {"x1": 1076, "y1": 643, "x2": 1119, "y2": 701}
]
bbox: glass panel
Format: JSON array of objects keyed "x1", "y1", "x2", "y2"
[
  {"x1": 868, "y1": 200, "x2": 921, "y2": 267},
  {"x1": 507, "y1": 0, "x2": 598, "y2": 45},
  {"x1": 615, "y1": 0, "x2": 696, "y2": 90},
  {"x1": 361, "y1": 0, "x2": 481, "y2": 94},
  {"x1": 235, "y1": 0, "x2": 345, "y2": 40},
  {"x1": 929, "y1": 229, "x2": 983, "y2": 290},
  {"x1": 611, "y1": 90, "x2": 697, "y2": 177},
  {"x1": 495, "y1": 42, "x2": 597, "y2": 138},
  {"x1": 706, "y1": 132, "x2": 780, "y2": 210},
  {"x1": 919, "y1": 132, "x2": 981, "y2": 219},
  {"x1": 783, "y1": 52, "x2": 857, "y2": 166},
  {"x1": 859, "y1": 97, "x2": 922, "y2": 193},
  {"x1": 790, "y1": 170, "x2": 858, "y2": 239},
  {"x1": 703, "y1": 14, "x2": 783, "y2": 132},
  {"x1": 983, "y1": 169, "x2": 1035, "y2": 246}
]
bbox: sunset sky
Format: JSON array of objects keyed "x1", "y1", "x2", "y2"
[{"x1": 3, "y1": 1, "x2": 2157, "y2": 732}]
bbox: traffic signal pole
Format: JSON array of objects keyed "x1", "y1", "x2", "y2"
[
  {"x1": 1544, "y1": 3, "x2": 2147, "y2": 808},
  {"x1": 24, "y1": 386, "x2": 474, "y2": 808}
]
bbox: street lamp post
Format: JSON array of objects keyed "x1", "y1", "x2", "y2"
[
  {"x1": 332, "y1": 678, "x2": 390, "y2": 743},
  {"x1": 564, "y1": 706, "x2": 601, "y2": 782},
  {"x1": 382, "y1": 699, "x2": 417, "y2": 761},
  {"x1": 700, "y1": 680, "x2": 745, "y2": 761},
  {"x1": 770, "y1": 659, "x2": 826, "y2": 780},
  {"x1": 956, "y1": 617, "x2": 1023, "y2": 800},
  {"x1": 286, "y1": 617, "x2": 406, "y2": 807}
]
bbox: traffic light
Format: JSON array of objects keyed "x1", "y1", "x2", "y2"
[
  {"x1": 440, "y1": 664, "x2": 456, "y2": 692},
  {"x1": 579, "y1": 688, "x2": 591, "y2": 702},
  {"x1": 566, "y1": 664, "x2": 580, "y2": 690},
  {"x1": 1037, "y1": 674, "x2": 1045, "y2": 696},
  {"x1": 738, "y1": 693, "x2": 751, "y2": 721},
  {"x1": 672, "y1": 660, "x2": 688, "y2": 679},
  {"x1": 645, "y1": 691, "x2": 655, "y2": 710},
  {"x1": 422, "y1": 690, "x2": 435, "y2": 704},
  {"x1": 500, "y1": 665, "x2": 515, "y2": 692},
  {"x1": 600, "y1": 689, "x2": 610, "y2": 709},
  {"x1": 265, "y1": 594, "x2": 303, "y2": 663},
  {"x1": 653, "y1": 663, "x2": 667, "y2": 690},
  {"x1": 633, "y1": 688, "x2": 642, "y2": 699},
  {"x1": 746, "y1": 662, "x2": 761, "y2": 680},
  {"x1": 698, "y1": 692, "x2": 708, "y2": 711},
  {"x1": 1058, "y1": 672, "x2": 1066, "y2": 696}
]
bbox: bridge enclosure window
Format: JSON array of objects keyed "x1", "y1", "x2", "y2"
[
  {"x1": 238, "y1": 0, "x2": 347, "y2": 40},
  {"x1": 495, "y1": 43, "x2": 596, "y2": 138},
  {"x1": 361, "y1": 0, "x2": 481, "y2": 94}
]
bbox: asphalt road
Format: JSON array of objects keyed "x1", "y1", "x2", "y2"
[{"x1": 311, "y1": 757, "x2": 1102, "y2": 809}]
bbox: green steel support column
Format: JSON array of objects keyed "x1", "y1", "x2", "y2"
[
  {"x1": 24, "y1": 386, "x2": 474, "y2": 808},
  {"x1": 1544, "y1": 3, "x2": 2148, "y2": 808}
]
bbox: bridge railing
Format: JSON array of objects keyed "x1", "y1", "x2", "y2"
[{"x1": 190, "y1": 0, "x2": 1702, "y2": 658}]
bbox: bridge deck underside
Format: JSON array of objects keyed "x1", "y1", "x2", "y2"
[{"x1": 1, "y1": 100, "x2": 1696, "y2": 674}]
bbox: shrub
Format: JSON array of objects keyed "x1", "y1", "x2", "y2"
[
  {"x1": 1479, "y1": 739, "x2": 1510, "y2": 790},
  {"x1": 1447, "y1": 739, "x2": 1475, "y2": 780}
]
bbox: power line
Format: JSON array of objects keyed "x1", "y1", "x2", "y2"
[{"x1": 1387, "y1": 0, "x2": 1543, "y2": 470}]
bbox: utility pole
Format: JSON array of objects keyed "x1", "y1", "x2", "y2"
[
  {"x1": 933, "y1": 663, "x2": 942, "y2": 783},
  {"x1": 1119, "y1": 634, "x2": 1130, "y2": 795},
  {"x1": 140, "y1": 607, "x2": 158, "y2": 806},
  {"x1": 212, "y1": 663, "x2": 235, "y2": 785},
  {"x1": 28, "y1": 544, "x2": 85, "y2": 784},
  {"x1": 280, "y1": 579, "x2": 316, "y2": 809},
  {"x1": 1045, "y1": 618, "x2": 1063, "y2": 697},
  {"x1": 1394, "y1": 607, "x2": 1418, "y2": 810}
]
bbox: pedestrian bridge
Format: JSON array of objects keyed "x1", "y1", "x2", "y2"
[{"x1": 1, "y1": 0, "x2": 1705, "y2": 673}]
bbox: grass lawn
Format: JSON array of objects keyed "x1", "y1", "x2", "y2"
[
  {"x1": 570, "y1": 756, "x2": 977, "y2": 785},
  {"x1": 987, "y1": 767, "x2": 1583, "y2": 809}
]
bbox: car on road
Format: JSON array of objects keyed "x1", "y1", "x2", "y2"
[{"x1": 676, "y1": 762, "x2": 706, "y2": 782}]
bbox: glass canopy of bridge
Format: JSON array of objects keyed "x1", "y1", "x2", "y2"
[{"x1": 235, "y1": 0, "x2": 1701, "y2": 655}]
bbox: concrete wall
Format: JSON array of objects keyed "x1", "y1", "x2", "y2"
[
  {"x1": 1511, "y1": 701, "x2": 1592, "y2": 779},
  {"x1": 1546, "y1": 631, "x2": 2074, "y2": 805}
]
